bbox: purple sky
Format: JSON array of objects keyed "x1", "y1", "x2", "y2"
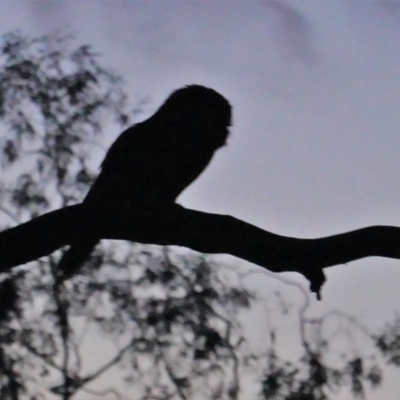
[{"x1": 1, "y1": 1, "x2": 400, "y2": 398}]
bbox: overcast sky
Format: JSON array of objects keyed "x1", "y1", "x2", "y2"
[{"x1": 1, "y1": 1, "x2": 400, "y2": 398}]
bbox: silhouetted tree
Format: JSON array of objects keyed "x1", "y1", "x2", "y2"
[
  {"x1": 0, "y1": 30, "x2": 256, "y2": 399},
  {"x1": 0, "y1": 30, "x2": 400, "y2": 400}
]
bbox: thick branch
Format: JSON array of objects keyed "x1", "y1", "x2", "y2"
[{"x1": 1, "y1": 204, "x2": 400, "y2": 296}]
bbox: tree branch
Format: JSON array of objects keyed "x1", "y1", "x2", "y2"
[{"x1": 1, "y1": 203, "x2": 400, "y2": 297}]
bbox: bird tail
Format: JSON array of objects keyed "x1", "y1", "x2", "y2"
[{"x1": 57, "y1": 240, "x2": 98, "y2": 281}]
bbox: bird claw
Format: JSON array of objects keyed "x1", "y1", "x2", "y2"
[{"x1": 303, "y1": 267, "x2": 326, "y2": 301}]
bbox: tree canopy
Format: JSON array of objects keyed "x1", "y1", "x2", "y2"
[{"x1": 0, "y1": 30, "x2": 399, "y2": 400}]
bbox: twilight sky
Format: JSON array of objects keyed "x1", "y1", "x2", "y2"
[{"x1": 1, "y1": 1, "x2": 400, "y2": 398}]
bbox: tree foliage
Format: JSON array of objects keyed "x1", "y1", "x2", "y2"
[
  {"x1": 0, "y1": 30, "x2": 256, "y2": 400},
  {"x1": 0, "y1": 30, "x2": 399, "y2": 400}
]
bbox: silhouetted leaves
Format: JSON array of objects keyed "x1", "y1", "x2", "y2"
[
  {"x1": 0, "y1": 28, "x2": 399, "y2": 400},
  {"x1": 2, "y1": 140, "x2": 18, "y2": 163},
  {"x1": 0, "y1": 29, "x2": 132, "y2": 398},
  {"x1": 375, "y1": 314, "x2": 400, "y2": 366}
]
